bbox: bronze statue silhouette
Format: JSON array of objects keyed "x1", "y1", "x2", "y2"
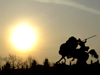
[{"x1": 56, "y1": 36, "x2": 99, "y2": 65}]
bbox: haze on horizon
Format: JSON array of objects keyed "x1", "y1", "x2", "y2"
[{"x1": 0, "y1": 0, "x2": 100, "y2": 64}]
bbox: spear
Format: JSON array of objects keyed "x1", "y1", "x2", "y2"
[{"x1": 83, "y1": 35, "x2": 97, "y2": 41}]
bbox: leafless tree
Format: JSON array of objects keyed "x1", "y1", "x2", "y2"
[
  {"x1": 3, "y1": 54, "x2": 22, "y2": 69},
  {"x1": 0, "y1": 56, "x2": 2, "y2": 68},
  {"x1": 27, "y1": 56, "x2": 33, "y2": 68},
  {"x1": 8, "y1": 54, "x2": 16, "y2": 69},
  {"x1": 27, "y1": 56, "x2": 38, "y2": 68},
  {"x1": 21, "y1": 60, "x2": 28, "y2": 69},
  {"x1": 15, "y1": 57, "x2": 22, "y2": 69}
]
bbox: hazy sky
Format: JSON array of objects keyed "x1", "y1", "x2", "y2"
[{"x1": 0, "y1": 0, "x2": 100, "y2": 64}]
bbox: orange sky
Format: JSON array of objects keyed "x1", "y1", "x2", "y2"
[{"x1": 0, "y1": 0, "x2": 100, "y2": 64}]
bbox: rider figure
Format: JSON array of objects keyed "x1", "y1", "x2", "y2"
[{"x1": 78, "y1": 38, "x2": 89, "y2": 52}]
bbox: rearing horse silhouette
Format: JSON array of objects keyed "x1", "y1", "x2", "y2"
[
  {"x1": 56, "y1": 37, "x2": 99, "y2": 65},
  {"x1": 56, "y1": 47, "x2": 98, "y2": 65}
]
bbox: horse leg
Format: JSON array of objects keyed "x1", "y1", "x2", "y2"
[
  {"x1": 76, "y1": 59, "x2": 85, "y2": 65},
  {"x1": 76, "y1": 59, "x2": 81, "y2": 65},
  {"x1": 76, "y1": 53, "x2": 89, "y2": 65},
  {"x1": 56, "y1": 56, "x2": 65, "y2": 64},
  {"x1": 64, "y1": 57, "x2": 66, "y2": 63}
]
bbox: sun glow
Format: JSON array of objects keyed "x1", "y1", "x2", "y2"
[{"x1": 12, "y1": 25, "x2": 36, "y2": 50}]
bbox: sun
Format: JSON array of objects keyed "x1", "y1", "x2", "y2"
[{"x1": 12, "y1": 25, "x2": 36, "y2": 50}]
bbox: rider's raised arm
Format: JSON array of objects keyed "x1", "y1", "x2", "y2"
[{"x1": 84, "y1": 39, "x2": 87, "y2": 43}]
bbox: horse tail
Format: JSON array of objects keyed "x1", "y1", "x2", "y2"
[{"x1": 88, "y1": 49, "x2": 99, "y2": 59}]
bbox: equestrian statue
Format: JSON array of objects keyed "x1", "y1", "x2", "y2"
[{"x1": 56, "y1": 35, "x2": 98, "y2": 65}]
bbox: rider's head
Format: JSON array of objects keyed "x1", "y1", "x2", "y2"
[{"x1": 78, "y1": 38, "x2": 81, "y2": 42}]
